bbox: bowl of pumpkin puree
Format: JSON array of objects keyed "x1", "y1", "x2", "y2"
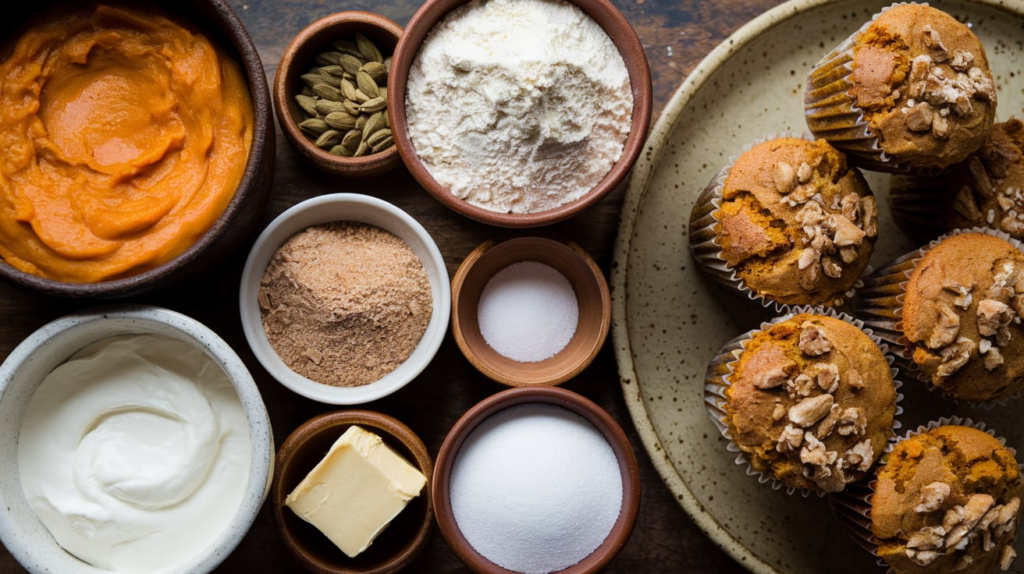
[{"x1": 0, "y1": 1, "x2": 274, "y2": 298}]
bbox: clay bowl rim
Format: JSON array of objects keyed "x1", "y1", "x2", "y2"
[
  {"x1": 274, "y1": 11, "x2": 403, "y2": 177},
  {"x1": 450, "y1": 236, "x2": 611, "y2": 387},
  {"x1": 432, "y1": 386, "x2": 641, "y2": 574},
  {"x1": 0, "y1": 0, "x2": 274, "y2": 298},
  {"x1": 272, "y1": 409, "x2": 434, "y2": 574},
  {"x1": 386, "y1": 0, "x2": 653, "y2": 228}
]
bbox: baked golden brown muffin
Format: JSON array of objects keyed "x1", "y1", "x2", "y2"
[
  {"x1": 703, "y1": 137, "x2": 877, "y2": 307},
  {"x1": 871, "y1": 425, "x2": 1022, "y2": 574},
  {"x1": 901, "y1": 233, "x2": 1024, "y2": 402},
  {"x1": 806, "y1": 4, "x2": 997, "y2": 172},
  {"x1": 724, "y1": 313, "x2": 896, "y2": 493},
  {"x1": 891, "y1": 118, "x2": 1024, "y2": 241}
]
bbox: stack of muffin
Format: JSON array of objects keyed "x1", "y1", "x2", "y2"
[{"x1": 691, "y1": 4, "x2": 1024, "y2": 573}]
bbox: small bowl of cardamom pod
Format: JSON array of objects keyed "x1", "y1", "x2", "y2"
[{"x1": 274, "y1": 12, "x2": 402, "y2": 178}]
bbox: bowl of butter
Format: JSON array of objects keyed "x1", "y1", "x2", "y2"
[
  {"x1": 0, "y1": 305, "x2": 274, "y2": 574},
  {"x1": 272, "y1": 410, "x2": 433, "y2": 574}
]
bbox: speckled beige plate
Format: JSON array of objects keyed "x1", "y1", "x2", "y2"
[{"x1": 612, "y1": 1, "x2": 1024, "y2": 572}]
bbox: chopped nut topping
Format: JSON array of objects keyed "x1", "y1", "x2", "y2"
[
  {"x1": 835, "y1": 407, "x2": 867, "y2": 437},
  {"x1": 822, "y1": 256, "x2": 842, "y2": 278},
  {"x1": 950, "y1": 49, "x2": 975, "y2": 71},
  {"x1": 936, "y1": 337, "x2": 975, "y2": 380},
  {"x1": 840, "y1": 193, "x2": 861, "y2": 223},
  {"x1": 743, "y1": 344, "x2": 797, "y2": 389},
  {"x1": 797, "y1": 247, "x2": 819, "y2": 271},
  {"x1": 984, "y1": 345, "x2": 1005, "y2": 370},
  {"x1": 907, "y1": 101, "x2": 936, "y2": 132},
  {"x1": 839, "y1": 245, "x2": 858, "y2": 264},
  {"x1": 788, "y1": 394, "x2": 835, "y2": 427},
  {"x1": 797, "y1": 162, "x2": 813, "y2": 184},
  {"x1": 926, "y1": 301, "x2": 961, "y2": 349},
  {"x1": 977, "y1": 299, "x2": 1013, "y2": 337},
  {"x1": 786, "y1": 373, "x2": 816, "y2": 398},
  {"x1": 798, "y1": 322, "x2": 832, "y2": 356},
  {"x1": 908, "y1": 525, "x2": 947, "y2": 550},
  {"x1": 860, "y1": 196, "x2": 878, "y2": 238},
  {"x1": 815, "y1": 404, "x2": 842, "y2": 439},
  {"x1": 915, "y1": 482, "x2": 952, "y2": 513},
  {"x1": 922, "y1": 25, "x2": 949, "y2": 59},
  {"x1": 907, "y1": 549, "x2": 940, "y2": 566},
  {"x1": 799, "y1": 432, "x2": 837, "y2": 469},
  {"x1": 943, "y1": 283, "x2": 974, "y2": 310},
  {"x1": 829, "y1": 214, "x2": 867, "y2": 247},
  {"x1": 772, "y1": 402, "x2": 787, "y2": 421},
  {"x1": 945, "y1": 494, "x2": 996, "y2": 550},
  {"x1": 773, "y1": 161, "x2": 797, "y2": 194},
  {"x1": 1002, "y1": 545, "x2": 1017, "y2": 571},
  {"x1": 811, "y1": 363, "x2": 839, "y2": 394},
  {"x1": 776, "y1": 424, "x2": 804, "y2": 452},
  {"x1": 846, "y1": 369, "x2": 865, "y2": 390},
  {"x1": 932, "y1": 114, "x2": 951, "y2": 139},
  {"x1": 843, "y1": 438, "x2": 873, "y2": 472},
  {"x1": 955, "y1": 555, "x2": 975, "y2": 571}
]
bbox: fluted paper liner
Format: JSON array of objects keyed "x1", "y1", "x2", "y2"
[
  {"x1": 828, "y1": 416, "x2": 1019, "y2": 573},
  {"x1": 857, "y1": 226, "x2": 1024, "y2": 408},
  {"x1": 804, "y1": 2, "x2": 920, "y2": 174},
  {"x1": 704, "y1": 306, "x2": 903, "y2": 497},
  {"x1": 688, "y1": 132, "x2": 867, "y2": 314}
]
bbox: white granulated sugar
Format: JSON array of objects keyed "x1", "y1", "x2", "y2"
[
  {"x1": 406, "y1": 0, "x2": 633, "y2": 214},
  {"x1": 450, "y1": 403, "x2": 623, "y2": 574},
  {"x1": 477, "y1": 261, "x2": 578, "y2": 362}
]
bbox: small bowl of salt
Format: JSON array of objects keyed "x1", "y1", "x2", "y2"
[
  {"x1": 450, "y1": 236, "x2": 610, "y2": 387},
  {"x1": 432, "y1": 386, "x2": 641, "y2": 574}
]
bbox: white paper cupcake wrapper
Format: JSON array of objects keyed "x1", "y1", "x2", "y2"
[
  {"x1": 857, "y1": 226, "x2": 1024, "y2": 408},
  {"x1": 704, "y1": 305, "x2": 904, "y2": 497},
  {"x1": 828, "y1": 416, "x2": 1020, "y2": 572},
  {"x1": 804, "y1": 2, "x2": 924, "y2": 174},
  {"x1": 688, "y1": 132, "x2": 868, "y2": 314}
]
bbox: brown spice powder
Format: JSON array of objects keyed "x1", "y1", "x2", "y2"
[{"x1": 258, "y1": 222, "x2": 433, "y2": 387}]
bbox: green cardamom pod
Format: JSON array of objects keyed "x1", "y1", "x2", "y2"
[
  {"x1": 366, "y1": 128, "x2": 392, "y2": 148},
  {"x1": 315, "y1": 100, "x2": 347, "y2": 116},
  {"x1": 361, "y1": 112, "x2": 386, "y2": 140},
  {"x1": 342, "y1": 130, "x2": 362, "y2": 149},
  {"x1": 370, "y1": 135, "x2": 394, "y2": 153},
  {"x1": 324, "y1": 112, "x2": 357, "y2": 130},
  {"x1": 338, "y1": 54, "x2": 364, "y2": 76},
  {"x1": 356, "y1": 70, "x2": 379, "y2": 99},
  {"x1": 359, "y1": 97, "x2": 386, "y2": 114},
  {"x1": 314, "y1": 51, "x2": 344, "y2": 66},
  {"x1": 354, "y1": 33, "x2": 382, "y2": 64},
  {"x1": 298, "y1": 118, "x2": 329, "y2": 135},
  {"x1": 360, "y1": 62, "x2": 387, "y2": 85},
  {"x1": 312, "y1": 84, "x2": 342, "y2": 102},
  {"x1": 294, "y1": 94, "x2": 318, "y2": 116},
  {"x1": 315, "y1": 129, "x2": 342, "y2": 148}
]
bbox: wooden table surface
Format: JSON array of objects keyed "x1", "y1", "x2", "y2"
[{"x1": 0, "y1": 0, "x2": 787, "y2": 572}]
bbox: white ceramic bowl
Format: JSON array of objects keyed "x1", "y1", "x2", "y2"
[
  {"x1": 239, "y1": 193, "x2": 451, "y2": 404},
  {"x1": 0, "y1": 305, "x2": 274, "y2": 574}
]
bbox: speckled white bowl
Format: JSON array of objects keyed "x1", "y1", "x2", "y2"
[
  {"x1": 239, "y1": 193, "x2": 450, "y2": 405},
  {"x1": 611, "y1": 0, "x2": 1024, "y2": 573},
  {"x1": 0, "y1": 305, "x2": 274, "y2": 574}
]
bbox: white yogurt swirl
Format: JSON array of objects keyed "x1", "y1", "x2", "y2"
[{"x1": 18, "y1": 334, "x2": 251, "y2": 573}]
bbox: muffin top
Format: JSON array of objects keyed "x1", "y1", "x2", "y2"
[
  {"x1": 948, "y1": 118, "x2": 1024, "y2": 237},
  {"x1": 851, "y1": 4, "x2": 996, "y2": 170},
  {"x1": 871, "y1": 425, "x2": 1022, "y2": 574},
  {"x1": 902, "y1": 232, "x2": 1024, "y2": 402},
  {"x1": 715, "y1": 138, "x2": 877, "y2": 306},
  {"x1": 726, "y1": 314, "x2": 896, "y2": 493}
]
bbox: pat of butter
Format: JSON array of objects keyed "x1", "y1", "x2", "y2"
[{"x1": 285, "y1": 425, "x2": 427, "y2": 558}]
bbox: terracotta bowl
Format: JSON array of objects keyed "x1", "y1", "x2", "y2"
[
  {"x1": 387, "y1": 0, "x2": 652, "y2": 227},
  {"x1": 433, "y1": 386, "x2": 641, "y2": 574},
  {"x1": 274, "y1": 12, "x2": 403, "y2": 177},
  {"x1": 451, "y1": 237, "x2": 610, "y2": 387},
  {"x1": 273, "y1": 410, "x2": 434, "y2": 574},
  {"x1": 0, "y1": 0, "x2": 275, "y2": 298}
]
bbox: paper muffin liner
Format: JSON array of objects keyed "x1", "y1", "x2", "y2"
[
  {"x1": 828, "y1": 416, "x2": 1020, "y2": 572},
  {"x1": 857, "y1": 226, "x2": 1024, "y2": 408},
  {"x1": 804, "y1": 2, "x2": 920, "y2": 174},
  {"x1": 704, "y1": 305, "x2": 904, "y2": 497},
  {"x1": 688, "y1": 132, "x2": 868, "y2": 314}
]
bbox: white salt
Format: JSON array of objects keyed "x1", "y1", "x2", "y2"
[
  {"x1": 477, "y1": 261, "x2": 578, "y2": 362},
  {"x1": 450, "y1": 404, "x2": 623, "y2": 574}
]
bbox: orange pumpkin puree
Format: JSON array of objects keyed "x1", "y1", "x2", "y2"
[{"x1": 0, "y1": 5, "x2": 253, "y2": 283}]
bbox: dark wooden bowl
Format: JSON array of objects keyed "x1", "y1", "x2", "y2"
[
  {"x1": 433, "y1": 386, "x2": 641, "y2": 574},
  {"x1": 0, "y1": 0, "x2": 275, "y2": 298},
  {"x1": 274, "y1": 12, "x2": 403, "y2": 178},
  {"x1": 387, "y1": 0, "x2": 652, "y2": 228},
  {"x1": 273, "y1": 410, "x2": 434, "y2": 574},
  {"x1": 451, "y1": 237, "x2": 611, "y2": 387}
]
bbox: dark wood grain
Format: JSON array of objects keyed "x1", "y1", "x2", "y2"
[{"x1": 0, "y1": 0, "x2": 785, "y2": 572}]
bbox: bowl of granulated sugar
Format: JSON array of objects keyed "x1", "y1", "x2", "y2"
[
  {"x1": 239, "y1": 193, "x2": 450, "y2": 405},
  {"x1": 450, "y1": 236, "x2": 610, "y2": 387},
  {"x1": 387, "y1": 0, "x2": 652, "y2": 228},
  {"x1": 433, "y1": 386, "x2": 641, "y2": 574}
]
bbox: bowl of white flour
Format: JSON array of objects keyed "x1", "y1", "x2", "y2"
[{"x1": 388, "y1": 0, "x2": 652, "y2": 227}]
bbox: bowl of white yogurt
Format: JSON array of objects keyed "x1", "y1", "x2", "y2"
[{"x1": 0, "y1": 305, "x2": 274, "y2": 574}]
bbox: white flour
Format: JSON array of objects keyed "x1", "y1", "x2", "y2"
[{"x1": 406, "y1": 0, "x2": 633, "y2": 214}]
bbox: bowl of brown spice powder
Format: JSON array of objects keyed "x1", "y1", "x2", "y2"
[{"x1": 239, "y1": 194, "x2": 449, "y2": 404}]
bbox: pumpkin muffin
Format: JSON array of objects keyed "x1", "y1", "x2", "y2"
[
  {"x1": 891, "y1": 117, "x2": 1024, "y2": 241},
  {"x1": 871, "y1": 425, "x2": 1022, "y2": 574},
  {"x1": 689, "y1": 137, "x2": 877, "y2": 309},
  {"x1": 806, "y1": 3, "x2": 997, "y2": 172},
  {"x1": 714, "y1": 313, "x2": 897, "y2": 493},
  {"x1": 899, "y1": 232, "x2": 1024, "y2": 402}
]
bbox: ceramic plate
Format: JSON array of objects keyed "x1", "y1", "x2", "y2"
[{"x1": 611, "y1": 0, "x2": 1024, "y2": 572}]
